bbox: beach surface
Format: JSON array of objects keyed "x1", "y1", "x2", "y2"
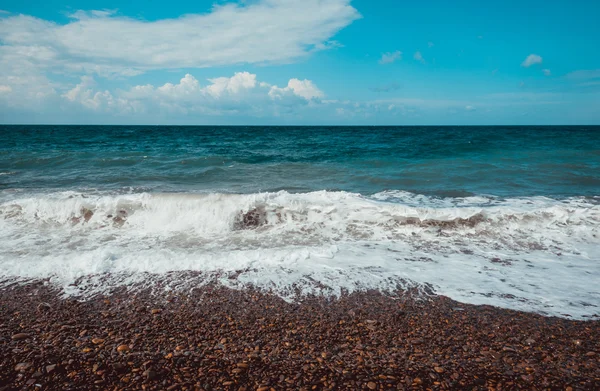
[{"x1": 1, "y1": 281, "x2": 598, "y2": 391}]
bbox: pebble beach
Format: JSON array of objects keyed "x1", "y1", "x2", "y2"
[{"x1": 2, "y1": 281, "x2": 598, "y2": 391}]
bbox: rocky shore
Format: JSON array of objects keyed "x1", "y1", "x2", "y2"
[{"x1": 1, "y1": 281, "x2": 598, "y2": 390}]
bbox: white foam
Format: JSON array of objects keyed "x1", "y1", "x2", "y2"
[{"x1": 0, "y1": 190, "x2": 598, "y2": 319}]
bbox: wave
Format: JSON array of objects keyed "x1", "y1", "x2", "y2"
[
  {"x1": 1, "y1": 190, "x2": 598, "y2": 242},
  {"x1": 1, "y1": 190, "x2": 599, "y2": 319}
]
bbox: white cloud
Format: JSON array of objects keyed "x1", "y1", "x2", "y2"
[
  {"x1": 206, "y1": 72, "x2": 257, "y2": 98},
  {"x1": 156, "y1": 74, "x2": 201, "y2": 98},
  {"x1": 379, "y1": 51, "x2": 402, "y2": 64},
  {"x1": 465, "y1": 105, "x2": 476, "y2": 111},
  {"x1": 542, "y1": 69, "x2": 551, "y2": 76},
  {"x1": 427, "y1": 42, "x2": 434, "y2": 48},
  {"x1": 0, "y1": 85, "x2": 11, "y2": 93},
  {"x1": 0, "y1": 1, "x2": 360, "y2": 77},
  {"x1": 62, "y1": 75, "x2": 131, "y2": 112},
  {"x1": 59, "y1": 72, "x2": 324, "y2": 119},
  {"x1": 414, "y1": 51, "x2": 425, "y2": 63},
  {"x1": 269, "y1": 78, "x2": 324, "y2": 100},
  {"x1": 68, "y1": 9, "x2": 117, "y2": 19},
  {"x1": 521, "y1": 54, "x2": 543, "y2": 67}
]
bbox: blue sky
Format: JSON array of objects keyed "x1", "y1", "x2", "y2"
[{"x1": 1, "y1": 0, "x2": 599, "y2": 125}]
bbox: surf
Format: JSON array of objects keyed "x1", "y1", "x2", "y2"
[{"x1": 0, "y1": 189, "x2": 598, "y2": 319}]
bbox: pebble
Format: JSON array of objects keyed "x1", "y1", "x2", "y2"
[
  {"x1": 117, "y1": 344, "x2": 130, "y2": 353},
  {"x1": 144, "y1": 369, "x2": 157, "y2": 381},
  {"x1": 14, "y1": 363, "x2": 32, "y2": 372},
  {"x1": 367, "y1": 381, "x2": 377, "y2": 389},
  {"x1": 11, "y1": 333, "x2": 30, "y2": 341}
]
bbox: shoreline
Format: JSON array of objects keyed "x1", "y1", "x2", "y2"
[{"x1": 1, "y1": 282, "x2": 599, "y2": 390}]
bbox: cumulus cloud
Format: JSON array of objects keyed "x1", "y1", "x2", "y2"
[
  {"x1": 379, "y1": 51, "x2": 402, "y2": 64},
  {"x1": 414, "y1": 51, "x2": 425, "y2": 63},
  {"x1": 521, "y1": 54, "x2": 543, "y2": 67},
  {"x1": 58, "y1": 72, "x2": 325, "y2": 119},
  {"x1": 542, "y1": 69, "x2": 551, "y2": 76},
  {"x1": 62, "y1": 75, "x2": 135, "y2": 113},
  {"x1": 269, "y1": 79, "x2": 324, "y2": 100},
  {"x1": 0, "y1": 0, "x2": 360, "y2": 77}
]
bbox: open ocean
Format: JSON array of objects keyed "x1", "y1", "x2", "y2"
[{"x1": 0, "y1": 125, "x2": 599, "y2": 319}]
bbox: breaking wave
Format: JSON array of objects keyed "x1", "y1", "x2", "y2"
[{"x1": 1, "y1": 190, "x2": 599, "y2": 319}]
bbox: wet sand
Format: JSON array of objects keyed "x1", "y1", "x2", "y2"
[{"x1": 1, "y1": 281, "x2": 599, "y2": 390}]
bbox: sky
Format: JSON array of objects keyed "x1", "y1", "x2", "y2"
[{"x1": 0, "y1": 0, "x2": 599, "y2": 125}]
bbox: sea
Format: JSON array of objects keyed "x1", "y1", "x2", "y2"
[{"x1": 0, "y1": 125, "x2": 599, "y2": 319}]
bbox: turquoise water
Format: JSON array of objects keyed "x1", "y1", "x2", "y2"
[
  {"x1": 1, "y1": 125, "x2": 599, "y2": 318},
  {"x1": 1, "y1": 125, "x2": 599, "y2": 197}
]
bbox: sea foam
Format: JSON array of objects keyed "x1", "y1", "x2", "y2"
[{"x1": 1, "y1": 190, "x2": 598, "y2": 319}]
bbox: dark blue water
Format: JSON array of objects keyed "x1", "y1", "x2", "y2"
[{"x1": 1, "y1": 125, "x2": 599, "y2": 197}]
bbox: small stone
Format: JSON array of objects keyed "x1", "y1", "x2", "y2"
[
  {"x1": 117, "y1": 344, "x2": 130, "y2": 353},
  {"x1": 232, "y1": 368, "x2": 243, "y2": 374},
  {"x1": 236, "y1": 363, "x2": 249, "y2": 369},
  {"x1": 46, "y1": 364, "x2": 57, "y2": 374},
  {"x1": 11, "y1": 333, "x2": 30, "y2": 341},
  {"x1": 92, "y1": 338, "x2": 105, "y2": 345},
  {"x1": 151, "y1": 309, "x2": 162, "y2": 314},
  {"x1": 37, "y1": 302, "x2": 52, "y2": 311},
  {"x1": 367, "y1": 381, "x2": 377, "y2": 389},
  {"x1": 79, "y1": 330, "x2": 88, "y2": 337},
  {"x1": 434, "y1": 366, "x2": 444, "y2": 373},
  {"x1": 82, "y1": 208, "x2": 94, "y2": 222},
  {"x1": 221, "y1": 338, "x2": 227, "y2": 344},
  {"x1": 113, "y1": 363, "x2": 127, "y2": 373},
  {"x1": 82, "y1": 347, "x2": 92, "y2": 353},
  {"x1": 585, "y1": 351, "x2": 596, "y2": 357},
  {"x1": 223, "y1": 381, "x2": 234, "y2": 386},
  {"x1": 144, "y1": 369, "x2": 158, "y2": 381},
  {"x1": 15, "y1": 362, "x2": 32, "y2": 372}
]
